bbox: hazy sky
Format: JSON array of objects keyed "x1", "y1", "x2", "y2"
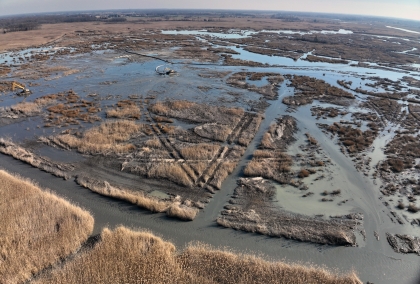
[{"x1": 1, "y1": 0, "x2": 419, "y2": 21}]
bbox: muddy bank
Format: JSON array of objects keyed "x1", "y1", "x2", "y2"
[
  {"x1": 387, "y1": 233, "x2": 420, "y2": 255},
  {"x1": 226, "y1": 72, "x2": 284, "y2": 100},
  {"x1": 0, "y1": 138, "x2": 73, "y2": 179},
  {"x1": 217, "y1": 178, "x2": 362, "y2": 246}
]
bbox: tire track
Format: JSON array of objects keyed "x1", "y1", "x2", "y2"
[
  {"x1": 145, "y1": 111, "x2": 197, "y2": 184},
  {"x1": 226, "y1": 113, "x2": 249, "y2": 144},
  {"x1": 195, "y1": 146, "x2": 229, "y2": 187}
]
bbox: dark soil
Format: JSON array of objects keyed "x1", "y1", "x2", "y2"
[{"x1": 217, "y1": 178, "x2": 362, "y2": 246}]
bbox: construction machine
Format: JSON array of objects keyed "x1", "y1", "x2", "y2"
[
  {"x1": 155, "y1": 65, "x2": 176, "y2": 75},
  {"x1": 12, "y1": 82, "x2": 31, "y2": 95}
]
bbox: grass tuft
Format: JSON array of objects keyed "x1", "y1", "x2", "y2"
[{"x1": 56, "y1": 120, "x2": 139, "y2": 154}]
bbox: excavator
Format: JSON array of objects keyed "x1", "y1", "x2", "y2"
[{"x1": 12, "y1": 82, "x2": 31, "y2": 96}]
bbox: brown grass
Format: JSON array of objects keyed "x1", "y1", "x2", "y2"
[
  {"x1": 298, "y1": 169, "x2": 310, "y2": 178},
  {"x1": 47, "y1": 103, "x2": 66, "y2": 113},
  {"x1": 0, "y1": 138, "x2": 72, "y2": 179},
  {"x1": 56, "y1": 120, "x2": 139, "y2": 154},
  {"x1": 76, "y1": 176, "x2": 169, "y2": 213},
  {"x1": 145, "y1": 137, "x2": 162, "y2": 148},
  {"x1": 253, "y1": 149, "x2": 274, "y2": 159},
  {"x1": 211, "y1": 161, "x2": 237, "y2": 189},
  {"x1": 34, "y1": 94, "x2": 59, "y2": 105},
  {"x1": 305, "y1": 133, "x2": 318, "y2": 145},
  {"x1": 244, "y1": 150, "x2": 292, "y2": 182},
  {"x1": 261, "y1": 132, "x2": 273, "y2": 148},
  {"x1": 76, "y1": 176, "x2": 199, "y2": 220},
  {"x1": 180, "y1": 243, "x2": 362, "y2": 284},
  {"x1": 149, "y1": 101, "x2": 170, "y2": 114},
  {"x1": 0, "y1": 170, "x2": 94, "y2": 283},
  {"x1": 194, "y1": 123, "x2": 233, "y2": 142},
  {"x1": 237, "y1": 114, "x2": 263, "y2": 146},
  {"x1": 35, "y1": 226, "x2": 362, "y2": 284},
  {"x1": 180, "y1": 143, "x2": 220, "y2": 160},
  {"x1": 148, "y1": 162, "x2": 193, "y2": 187},
  {"x1": 154, "y1": 115, "x2": 174, "y2": 123},
  {"x1": 157, "y1": 123, "x2": 176, "y2": 134},
  {"x1": 106, "y1": 104, "x2": 141, "y2": 119},
  {"x1": 166, "y1": 202, "x2": 199, "y2": 221},
  {"x1": 150, "y1": 100, "x2": 243, "y2": 126},
  {"x1": 169, "y1": 100, "x2": 195, "y2": 110},
  {"x1": 33, "y1": 226, "x2": 193, "y2": 284},
  {"x1": 10, "y1": 102, "x2": 41, "y2": 115},
  {"x1": 190, "y1": 161, "x2": 209, "y2": 175}
]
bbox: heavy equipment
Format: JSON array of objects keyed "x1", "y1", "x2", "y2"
[
  {"x1": 12, "y1": 82, "x2": 31, "y2": 95},
  {"x1": 155, "y1": 65, "x2": 176, "y2": 75}
]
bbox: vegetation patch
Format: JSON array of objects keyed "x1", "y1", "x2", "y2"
[
  {"x1": 50, "y1": 120, "x2": 141, "y2": 155},
  {"x1": 34, "y1": 226, "x2": 362, "y2": 284},
  {"x1": 0, "y1": 170, "x2": 93, "y2": 283},
  {"x1": 106, "y1": 100, "x2": 141, "y2": 119},
  {"x1": 149, "y1": 100, "x2": 244, "y2": 125}
]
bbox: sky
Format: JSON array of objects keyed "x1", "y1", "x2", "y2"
[{"x1": 0, "y1": 0, "x2": 419, "y2": 21}]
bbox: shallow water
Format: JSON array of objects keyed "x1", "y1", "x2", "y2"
[
  {"x1": 161, "y1": 29, "x2": 257, "y2": 39},
  {"x1": 260, "y1": 29, "x2": 353, "y2": 35},
  {"x1": 387, "y1": 26, "x2": 420, "y2": 35}
]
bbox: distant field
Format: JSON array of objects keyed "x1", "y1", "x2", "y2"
[
  {"x1": 0, "y1": 15, "x2": 416, "y2": 52},
  {"x1": 0, "y1": 169, "x2": 94, "y2": 283}
]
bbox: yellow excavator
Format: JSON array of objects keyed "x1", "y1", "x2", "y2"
[{"x1": 12, "y1": 82, "x2": 31, "y2": 95}]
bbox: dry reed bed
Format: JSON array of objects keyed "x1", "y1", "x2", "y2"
[
  {"x1": 244, "y1": 150, "x2": 293, "y2": 184},
  {"x1": 209, "y1": 161, "x2": 237, "y2": 190},
  {"x1": 205, "y1": 145, "x2": 245, "y2": 190},
  {"x1": 106, "y1": 100, "x2": 141, "y2": 119},
  {"x1": 34, "y1": 226, "x2": 361, "y2": 284},
  {"x1": 148, "y1": 162, "x2": 194, "y2": 188},
  {"x1": 237, "y1": 114, "x2": 263, "y2": 146},
  {"x1": 76, "y1": 175, "x2": 198, "y2": 221},
  {"x1": 9, "y1": 101, "x2": 41, "y2": 116},
  {"x1": 51, "y1": 120, "x2": 141, "y2": 155},
  {"x1": 194, "y1": 123, "x2": 233, "y2": 142},
  {"x1": 33, "y1": 226, "x2": 193, "y2": 284},
  {"x1": 0, "y1": 170, "x2": 94, "y2": 283},
  {"x1": 0, "y1": 93, "x2": 57, "y2": 119},
  {"x1": 0, "y1": 138, "x2": 73, "y2": 179},
  {"x1": 180, "y1": 143, "x2": 220, "y2": 160},
  {"x1": 180, "y1": 244, "x2": 361, "y2": 284},
  {"x1": 149, "y1": 100, "x2": 244, "y2": 126}
]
